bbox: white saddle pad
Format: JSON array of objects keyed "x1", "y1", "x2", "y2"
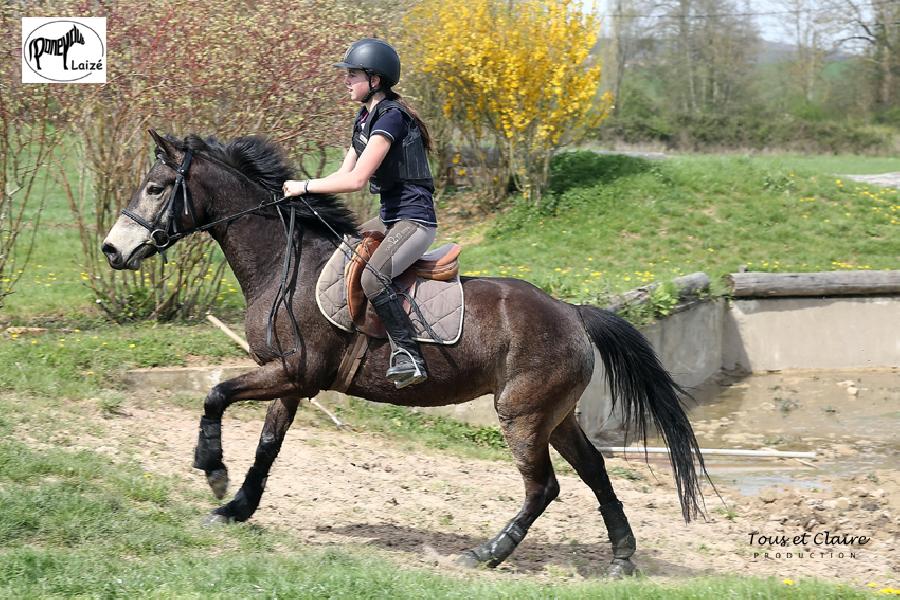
[{"x1": 315, "y1": 238, "x2": 464, "y2": 345}]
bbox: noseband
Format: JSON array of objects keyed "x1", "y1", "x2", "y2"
[{"x1": 120, "y1": 150, "x2": 196, "y2": 256}]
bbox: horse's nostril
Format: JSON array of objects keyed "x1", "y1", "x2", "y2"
[{"x1": 101, "y1": 243, "x2": 119, "y2": 260}]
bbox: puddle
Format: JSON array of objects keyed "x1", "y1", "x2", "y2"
[{"x1": 681, "y1": 369, "x2": 899, "y2": 495}]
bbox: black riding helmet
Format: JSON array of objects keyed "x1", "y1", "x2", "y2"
[{"x1": 334, "y1": 38, "x2": 401, "y2": 91}]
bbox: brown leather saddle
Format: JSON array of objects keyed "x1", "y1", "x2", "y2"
[{"x1": 345, "y1": 230, "x2": 461, "y2": 338}]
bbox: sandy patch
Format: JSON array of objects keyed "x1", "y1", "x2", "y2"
[{"x1": 45, "y1": 396, "x2": 891, "y2": 589}]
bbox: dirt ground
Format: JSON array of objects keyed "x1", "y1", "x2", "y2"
[{"x1": 60, "y1": 399, "x2": 898, "y2": 588}]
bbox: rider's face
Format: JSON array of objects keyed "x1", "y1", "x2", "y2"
[{"x1": 345, "y1": 68, "x2": 379, "y2": 102}]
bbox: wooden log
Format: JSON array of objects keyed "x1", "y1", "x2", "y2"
[
  {"x1": 728, "y1": 270, "x2": 900, "y2": 298},
  {"x1": 599, "y1": 446, "x2": 817, "y2": 459},
  {"x1": 672, "y1": 272, "x2": 710, "y2": 297},
  {"x1": 205, "y1": 313, "x2": 350, "y2": 430},
  {"x1": 206, "y1": 314, "x2": 250, "y2": 353}
]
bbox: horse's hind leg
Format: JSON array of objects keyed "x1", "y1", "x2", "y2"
[
  {"x1": 193, "y1": 362, "x2": 301, "y2": 499},
  {"x1": 550, "y1": 412, "x2": 637, "y2": 577},
  {"x1": 456, "y1": 409, "x2": 561, "y2": 569},
  {"x1": 205, "y1": 396, "x2": 301, "y2": 525}
]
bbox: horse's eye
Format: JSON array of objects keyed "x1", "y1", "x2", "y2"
[{"x1": 146, "y1": 184, "x2": 164, "y2": 196}]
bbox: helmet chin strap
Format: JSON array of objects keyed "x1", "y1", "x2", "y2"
[{"x1": 361, "y1": 72, "x2": 382, "y2": 103}]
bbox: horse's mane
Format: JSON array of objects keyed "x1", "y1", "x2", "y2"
[{"x1": 165, "y1": 133, "x2": 359, "y2": 237}]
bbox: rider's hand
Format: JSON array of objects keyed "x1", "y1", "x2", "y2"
[{"x1": 282, "y1": 180, "x2": 306, "y2": 197}]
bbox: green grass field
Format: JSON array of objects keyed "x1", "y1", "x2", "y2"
[
  {"x1": 459, "y1": 152, "x2": 898, "y2": 305},
  {"x1": 743, "y1": 153, "x2": 900, "y2": 174}
]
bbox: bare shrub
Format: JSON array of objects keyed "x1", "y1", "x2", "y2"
[
  {"x1": 50, "y1": 0, "x2": 360, "y2": 321},
  {"x1": 0, "y1": 6, "x2": 66, "y2": 313}
]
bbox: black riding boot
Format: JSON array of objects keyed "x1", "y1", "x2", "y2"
[{"x1": 370, "y1": 288, "x2": 428, "y2": 388}]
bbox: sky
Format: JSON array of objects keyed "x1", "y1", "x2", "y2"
[{"x1": 586, "y1": 0, "x2": 869, "y2": 46}]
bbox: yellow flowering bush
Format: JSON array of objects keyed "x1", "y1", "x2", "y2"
[{"x1": 405, "y1": 0, "x2": 612, "y2": 205}]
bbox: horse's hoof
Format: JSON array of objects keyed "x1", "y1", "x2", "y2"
[
  {"x1": 207, "y1": 468, "x2": 229, "y2": 499},
  {"x1": 453, "y1": 551, "x2": 485, "y2": 569},
  {"x1": 203, "y1": 512, "x2": 233, "y2": 527},
  {"x1": 607, "y1": 558, "x2": 637, "y2": 578}
]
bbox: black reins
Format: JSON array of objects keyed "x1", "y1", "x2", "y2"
[
  {"x1": 121, "y1": 150, "x2": 300, "y2": 259},
  {"x1": 120, "y1": 143, "x2": 445, "y2": 356},
  {"x1": 120, "y1": 147, "x2": 310, "y2": 358}
]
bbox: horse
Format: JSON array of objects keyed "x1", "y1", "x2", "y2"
[{"x1": 101, "y1": 130, "x2": 709, "y2": 577}]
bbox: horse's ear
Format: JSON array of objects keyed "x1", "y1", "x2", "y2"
[{"x1": 148, "y1": 129, "x2": 177, "y2": 157}]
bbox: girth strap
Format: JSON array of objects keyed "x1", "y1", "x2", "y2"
[{"x1": 330, "y1": 332, "x2": 370, "y2": 393}]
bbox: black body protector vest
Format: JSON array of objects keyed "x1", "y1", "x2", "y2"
[{"x1": 352, "y1": 100, "x2": 433, "y2": 195}]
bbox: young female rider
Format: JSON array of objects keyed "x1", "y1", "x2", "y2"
[{"x1": 283, "y1": 38, "x2": 436, "y2": 389}]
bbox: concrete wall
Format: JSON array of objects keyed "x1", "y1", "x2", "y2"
[
  {"x1": 416, "y1": 295, "x2": 899, "y2": 442},
  {"x1": 577, "y1": 295, "x2": 899, "y2": 444},
  {"x1": 723, "y1": 296, "x2": 900, "y2": 371},
  {"x1": 640, "y1": 300, "x2": 727, "y2": 389},
  {"x1": 417, "y1": 301, "x2": 729, "y2": 433}
]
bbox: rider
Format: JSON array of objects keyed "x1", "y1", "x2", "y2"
[{"x1": 283, "y1": 38, "x2": 436, "y2": 389}]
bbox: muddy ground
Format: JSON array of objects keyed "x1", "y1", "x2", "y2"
[{"x1": 47, "y1": 395, "x2": 898, "y2": 590}]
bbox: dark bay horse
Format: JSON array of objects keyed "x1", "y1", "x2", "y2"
[{"x1": 102, "y1": 131, "x2": 708, "y2": 577}]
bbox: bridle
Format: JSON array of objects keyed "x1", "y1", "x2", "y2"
[
  {"x1": 120, "y1": 147, "x2": 298, "y2": 261},
  {"x1": 119, "y1": 144, "x2": 315, "y2": 358},
  {"x1": 121, "y1": 150, "x2": 196, "y2": 255}
]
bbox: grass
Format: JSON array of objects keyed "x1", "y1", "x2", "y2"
[
  {"x1": 0, "y1": 328, "x2": 885, "y2": 598},
  {"x1": 333, "y1": 398, "x2": 508, "y2": 460},
  {"x1": 746, "y1": 153, "x2": 900, "y2": 175},
  {"x1": 0, "y1": 339, "x2": 887, "y2": 598},
  {"x1": 0, "y1": 322, "x2": 247, "y2": 398},
  {"x1": 2, "y1": 139, "x2": 355, "y2": 323},
  {"x1": 1, "y1": 148, "x2": 247, "y2": 323},
  {"x1": 457, "y1": 152, "x2": 898, "y2": 305}
]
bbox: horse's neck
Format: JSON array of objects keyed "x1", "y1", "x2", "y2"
[{"x1": 210, "y1": 209, "x2": 331, "y2": 306}]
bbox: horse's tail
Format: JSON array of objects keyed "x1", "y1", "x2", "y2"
[{"x1": 577, "y1": 304, "x2": 708, "y2": 522}]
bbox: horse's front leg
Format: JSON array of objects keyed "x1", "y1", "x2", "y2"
[
  {"x1": 205, "y1": 396, "x2": 300, "y2": 524},
  {"x1": 193, "y1": 362, "x2": 301, "y2": 499}
]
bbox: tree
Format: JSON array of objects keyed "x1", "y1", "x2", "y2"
[
  {"x1": 778, "y1": 0, "x2": 825, "y2": 104},
  {"x1": 838, "y1": 0, "x2": 900, "y2": 115},
  {"x1": 605, "y1": 0, "x2": 661, "y2": 116},
  {"x1": 405, "y1": 0, "x2": 612, "y2": 206},
  {"x1": 654, "y1": 0, "x2": 760, "y2": 116}
]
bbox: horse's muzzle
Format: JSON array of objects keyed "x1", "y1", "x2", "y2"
[{"x1": 102, "y1": 241, "x2": 154, "y2": 270}]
